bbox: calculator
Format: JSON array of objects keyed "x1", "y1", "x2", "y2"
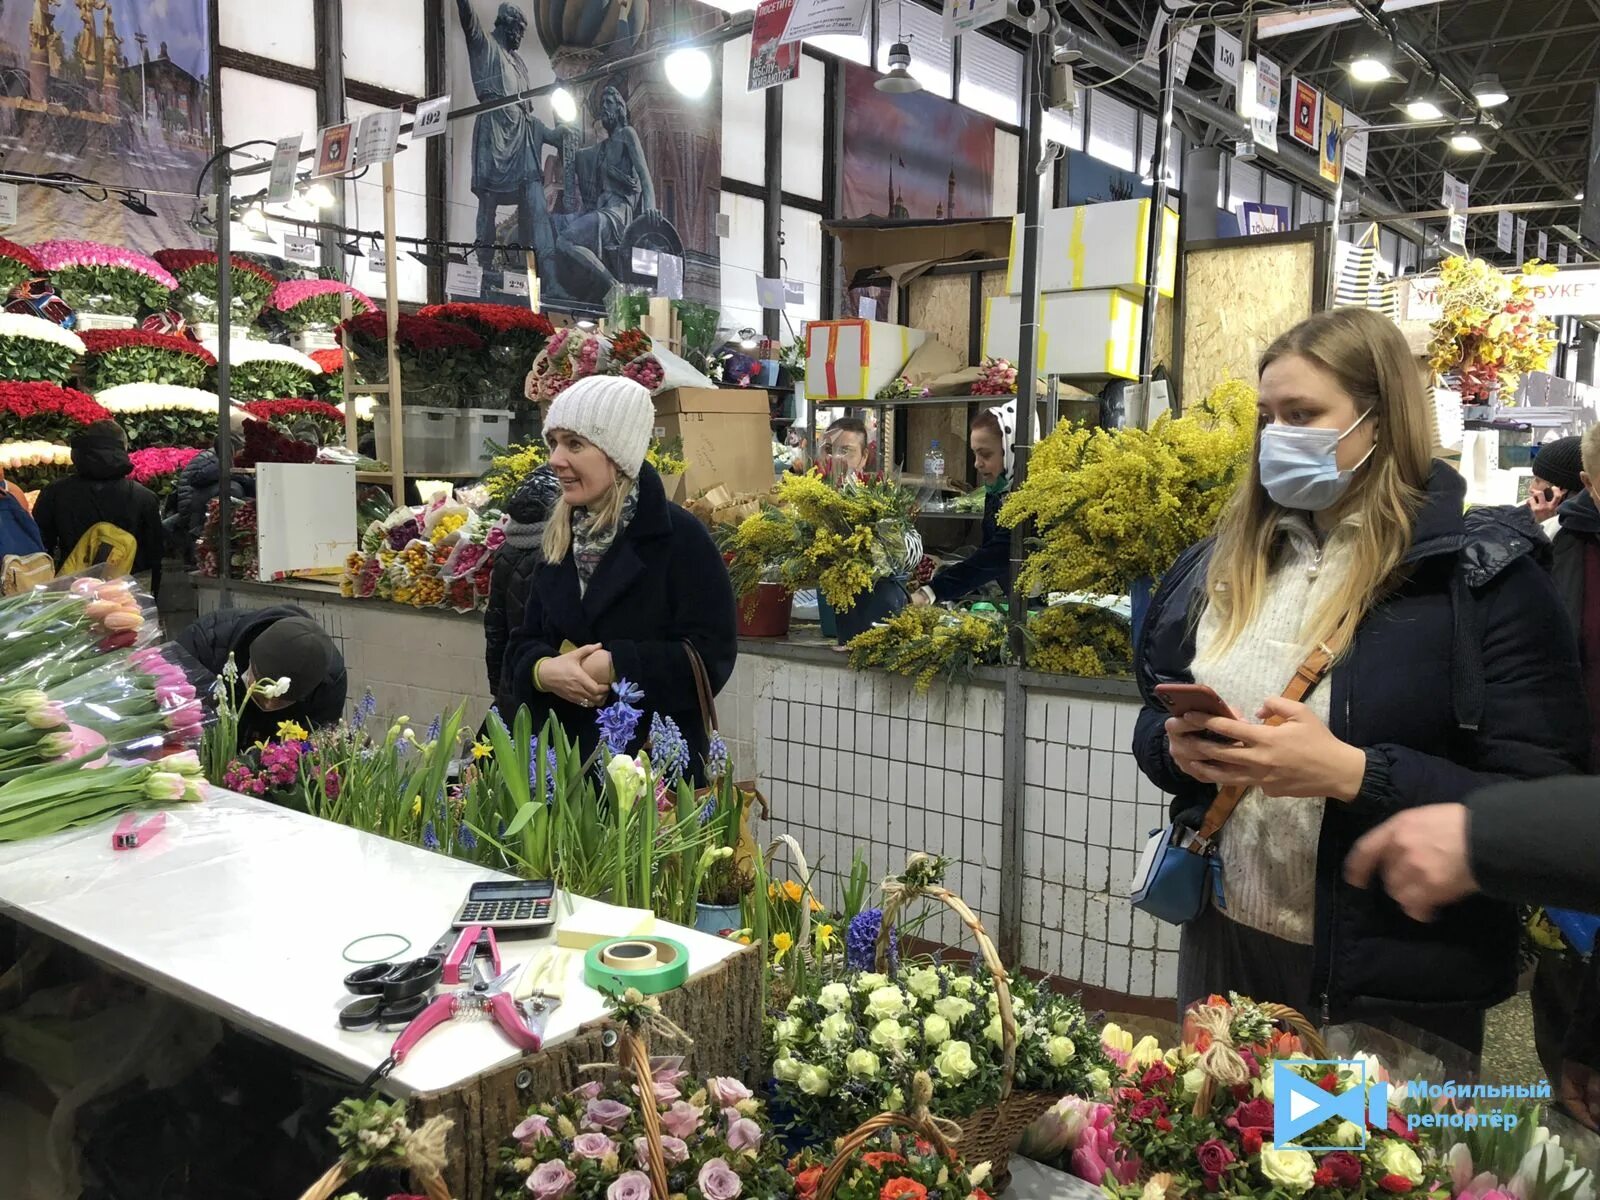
[{"x1": 452, "y1": 879, "x2": 558, "y2": 932}]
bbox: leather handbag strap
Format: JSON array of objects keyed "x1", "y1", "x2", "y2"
[
  {"x1": 682, "y1": 640, "x2": 719, "y2": 738},
  {"x1": 1190, "y1": 643, "x2": 1335, "y2": 849}
]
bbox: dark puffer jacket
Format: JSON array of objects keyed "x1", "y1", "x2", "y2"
[
  {"x1": 175, "y1": 604, "x2": 347, "y2": 746},
  {"x1": 1551, "y1": 488, "x2": 1600, "y2": 629},
  {"x1": 163, "y1": 449, "x2": 255, "y2": 561},
  {"x1": 31, "y1": 435, "x2": 164, "y2": 593},
  {"x1": 504, "y1": 464, "x2": 737, "y2": 779},
  {"x1": 1133, "y1": 463, "x2": 1587, "y2": 1026},
  {"x1": 484, "y1": 466, "x2": 561, "y2": 713}
]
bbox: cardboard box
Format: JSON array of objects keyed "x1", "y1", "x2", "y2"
[
  {"x1": 826, "y1": 217, "x2": 1014, "y2": 295},
  {"x1": 804, "y1": 319, "x2": 930, "y2": 401},
  {"x1": 653, "y1": 388, "x2": 773, "y2": 499},
  {"x1": 1007, "y1": 199, "x2": 1179, "y2": 298},
  {"x1": 983, "y1": 289, "x2": 1143, "y2": 381}
]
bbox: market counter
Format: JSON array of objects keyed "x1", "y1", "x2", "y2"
[
  {"x1": 0, "y1": 786, "x2": 760, "y2": 1200},
  {"x1": 166, "y1": 576, "x2": 1176, "y2": 1013}
]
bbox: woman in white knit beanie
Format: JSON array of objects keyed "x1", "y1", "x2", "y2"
[{"x1": 503, "y1": 375, "x2": 737, "y2": 781}]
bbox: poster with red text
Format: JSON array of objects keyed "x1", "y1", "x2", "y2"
[
  {"x1": 749, "y1": 0, "x2": 802, "y2": 91},
  {"x1": 1290, "y1": 76, "x2": 1319, "y2": 149}
]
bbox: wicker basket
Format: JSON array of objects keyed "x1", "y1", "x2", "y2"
[
  {"x1": 815, "y1": 1072, "x2": 964, "y2": 1200},
  {"x1": 296, "y1": 1162, "x2": 452, "y2": 1200},
  {"x1": 872, "y1": 855, "x2": 1059, "y2": 1187},
  {"x1": 1187, "y1": 1001, "x2": 1327, "y2": 1118}
]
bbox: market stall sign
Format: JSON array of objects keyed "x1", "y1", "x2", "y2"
[
  {"x1": 1400, "y1": 266, "x2": 1600, "y2": 320},
  {"x1": 750, "y1": 0, "x2": 802, "y2": 90}
]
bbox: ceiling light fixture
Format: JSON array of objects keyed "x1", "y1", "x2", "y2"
[
  {"x1": 551, "y1": 86, "x2": 578, "y2": 124},
  {"x1": 302, "y1": 181, "x2": 336, "y2": 208},
  {"x1": 1448, "y1": 129, "x2": 1485, "y2": 153},
  {"x1": 1347, "y1": 50, "x2": 1394, "y2": 83},
  {"x1": 875, "y1": 1, "x2": 921, "y2": 95},
  {"x1": 1470, "y1": 73, "x2": 1509, "y2": 108},
  {"x1": 118, "y1": 190, "x2": 158, "y2": 216},
  {"x1": 663, "y1": 46, "x2": 713, "y2": 98},
  {"x1": 240, "y1": 204, "x2": 269, "y2": 233},
  {"x1": 1397, "y1": 74, "x2": 1445, "y2": 121},
  {"x1": 339, "y1": 237, "x2": 364, "y2": 257}
]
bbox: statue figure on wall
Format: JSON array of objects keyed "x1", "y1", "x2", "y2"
[
  {"x1": 72, "y1": 0, "x2": 102, "y2": 71},
  {"x1": 455, "y1": 0, "x2": 563, "y2": 268}
]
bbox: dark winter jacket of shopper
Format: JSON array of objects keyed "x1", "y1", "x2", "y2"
[
  {"x1": 163, "y1": 448, "x2": 256, "y2": 561},
  {"x1": 928, "y1": 485, "x2": 1011, "y2": 602},
  {"x1": 504, "y1": 463, "x2": 737, "y2": 779},
  {"x1": 31, "y1": 430, "x2": 164, "y2": 594},
  {"x1": 176, "y1": 604, "x2": 347, "y2": 746},
  {"x1": 1134, "y1": 462, "x2": 1587, "y2": 1031},
  {"x1": 484, "y1": 466, "x2": 561, "y2": 713}
]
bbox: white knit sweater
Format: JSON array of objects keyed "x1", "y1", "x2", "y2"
[{"x1": 1190, "y1": 519, "x2": 1351, "y2": 945}]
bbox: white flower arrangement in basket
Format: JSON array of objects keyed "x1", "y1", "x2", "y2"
[
  {"x1": 198, "y1": 339, "x2": 323, "y2": 373},
  {"x1": 0, "y1": 312, "x2": 88, "y2": 355},
  {"x1": 95, "y1": 383, "x2": 221, "y2": 414},
  {"x1": 0, "y1": 440, "x2": 72, "y2": 470}
]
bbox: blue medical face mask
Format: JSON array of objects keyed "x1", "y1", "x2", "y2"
[{"x1": 1257, "y1": 410, "x2": 1375, "y2": 511}]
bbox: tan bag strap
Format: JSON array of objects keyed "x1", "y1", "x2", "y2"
[
  {"x1": 1191, "y1": 643, "x2": 1335, "y2": 847},
  {"x1": 682, "y1": 640, "x2": 718, "y2": 738}
]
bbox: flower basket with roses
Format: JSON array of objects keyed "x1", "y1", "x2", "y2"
[
  {"x1": 999, "y1": 379, "x2": 1256, "y2": 599},
  {"x1": 0, "y1": 381, "x2": 111, "y2": 443},
  {"x1": 0, "y1": 238, "x2": 44, "y2": 295},
  {"x1": 0, "y1": 312, "x2": 86, "y2": 383},
  {"x1": 78, "y1": 328, "x2": 216, "y2": 391},
  {"x1": 204, "y1": 339, "x2": 324, "y2": 401},
  {"x1": 295, "y1": 1095, "x2": 453, "y2": 1200},
  {"x1": 311, "y1": 347, "x2": 346, "y2": 401},
  {"x1": 338, "y1": 312, "x2": 485, "y2": 407},
  {"x1": 95, "y1": 383, "x2": 220, "y2": 450},
  {"x1": 771, "y1": 855, "x2": 1110, "y2": 1184},
  {"x1": 154, "y1": 250, "x2": 280, "y2": 326},
  {"x1": 234, "y1": 418, "x2": 317, "y2": 469},
  {"x1": 1426, "y1": 257, "x2": 1559, "y2": 403},
  {"x1": 418, "y1": 302, "x2": 555, "y2": 407},
  {"x1": 1074, "y1": 993, "x2": 1443, "y2": 1200},
  {"x1": 30, "y1": 240, "x2": 178, "y2": 316},
  {"x1": 268, "y1": 279, "x2": 376, "y2": 332}
]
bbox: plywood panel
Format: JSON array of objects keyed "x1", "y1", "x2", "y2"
[{"x1": 1180, "y1": 240, "x2": 1315, "y2": 408}]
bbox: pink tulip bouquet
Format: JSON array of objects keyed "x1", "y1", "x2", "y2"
[
  {"x1": 30, "y1": 239, "x2": 178, "y2": 316},
  {"x1": 0, "y1": 747, "x2": 207, "y2": 843},
  {"x1": 0, "y1": 575, "x2": 158, "y2": 682},
  {"x1": 493, "y1": 1069, "x2": 794, "y2": 1200},
  {"x1": 268, "y1": 278, "x2": 375, "y2": 332}
]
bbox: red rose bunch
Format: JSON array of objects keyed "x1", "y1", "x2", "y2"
[
  {"x1": 338, "y1": 311, "x2": 484, "y2": 354},
  {"x1": 243, "y1": 398, "x2": 345, "y2": 428},
  {"x1": 153, "y1": 249, "x2": 279, "y2": 287},
  {"x1": 233, "y1": 418, "x2": 317, "y2": 468},
  {"x1": 310, "y1": 348, "x2": 344, "y2": 375},
  {"x1": 79, "y1": 328, "x2": 215, "y2": 362},
  {"x1": 417, "y1": 302, "x2": 554, "y2": 338},
  {"x1": 788, "y1": 1132, "x2": 987, "y2": 1200},
  {"x1": 0, "y1": 381, "x2": 112, "y2": 442}
]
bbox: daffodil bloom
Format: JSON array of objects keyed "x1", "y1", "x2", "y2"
[
  {"x1": 814, "y1": 923, "x2": 836, "y2": 951},
  {"x1": 780, "y1": 880, "x2": 804, "y2": 904},
  {"x1": 470, "y1": 739, "x2": 493, "y2": 760},
  {"x1": 772, "y1": 931, "x2": 794, "y2": 963},
  {"x1": 410, "y1": 795, "x2": 422, "y2": 818},
  {"x1": 276, "y1": 719, "x2": 309, "y2": 741}
]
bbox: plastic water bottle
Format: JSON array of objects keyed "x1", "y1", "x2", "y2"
[{"x1": 924, "y1": 440, "x2": 946, "y2": 490}]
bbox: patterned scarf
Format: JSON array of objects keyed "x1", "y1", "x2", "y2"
[{"x1": 571, "y1": 483, "x2": 639, "y2": 594}]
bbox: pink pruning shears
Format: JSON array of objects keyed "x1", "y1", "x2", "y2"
[{"x1": 361, "y1": 955, "x2": 559, "y2": 1086}]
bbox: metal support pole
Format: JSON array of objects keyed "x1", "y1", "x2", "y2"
[
  {"x1": 763, "y1": 84, "x2": 784, "y2": 344},
  {"x1": 215, "y1": 155, "x2": 234, "y2": 610},
  {"x1": 1326, "y1": 171, "x2": 1346, "y2": 312},
  {"x1": 1135, "y1": 25, "x2": 1175, "y2": 424},
  {"x1": 998, "y1": 36, "x2": 1046, "y2": 969}
]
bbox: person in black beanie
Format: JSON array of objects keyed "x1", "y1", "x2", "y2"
[
  {"x1": 1530, "y1": 435, "x2": 1585, "y2": 531},
  {"x1": 484, "y1": 464, "x2": 561, "y2": 714},
  {"x1": 176, "y1": 607, "x2": 347, "y2": 745},
  {"x1": 31, "y1": 420, "x2": 164, "y2": 594}
]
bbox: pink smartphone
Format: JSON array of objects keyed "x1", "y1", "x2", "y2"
[{"x1": 1154, "y1": 683, "x2": 1237, "y2": 744}]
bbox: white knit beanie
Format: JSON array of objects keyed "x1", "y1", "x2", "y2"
[{"x1": 543, "y1": 375, "x2": 655, "y2": 478}]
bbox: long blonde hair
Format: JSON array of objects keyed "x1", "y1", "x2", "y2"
[
  {"x1": 1203, "y1": 307, "x2": 1433, "y2": 658},
  {"x1": 542, "y1": 473, "x2": 635, "y2": 563}
]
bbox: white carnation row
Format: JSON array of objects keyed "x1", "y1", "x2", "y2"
[
  {"x1": 0, "y1": 312, "x2": 87, "y2": 355},
  {"x1": 0, "y1": 440, "x2": 72, "y2": 469},
  {"x1": 96, "y1": 383, "x2": 221, "y2": 413},
  {"x1": 199, "y1": 339, "x2": 322, "y2": 374}
]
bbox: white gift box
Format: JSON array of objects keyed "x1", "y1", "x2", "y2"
[
  {"x1": 1007, "y1": 199, "x2": 1179, "y2": 298},
  {"x1": 804, "y1": 319, "x2": 929, "y2": 401},
  {"x1": 982, "y1": 289, "x2": 1143, "y2": 381}
]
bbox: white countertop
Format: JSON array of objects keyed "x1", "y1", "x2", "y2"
[{"x1": 0, "y1": 787, "x2": 742, "y2": 1097}]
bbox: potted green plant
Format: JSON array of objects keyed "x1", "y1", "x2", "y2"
[{"x1": 693, "y1": 771, "x2": 750, "y2": 935}]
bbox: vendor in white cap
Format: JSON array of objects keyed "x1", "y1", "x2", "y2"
[
  {"x1": 503, "y1": 376, "x2": 737, "y2": 781},
  {"x1": 911, "y1": 400, "x2": 1020, "y2": 606}
]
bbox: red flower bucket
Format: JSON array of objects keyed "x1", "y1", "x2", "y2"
[{"x1": 736, "y1": 583, "x2": 793, "y2": 638}]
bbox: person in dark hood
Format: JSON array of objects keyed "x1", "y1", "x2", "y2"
[
  {"x1": 484, "y1": 464, "x2": 561, "y2": 714},
  {"x1": 164, "y1": 412, "x2": 254, "y2": 563},
  {"x1": 175, "y1": 606, "x2": 346, "y2": 746},
  {"x1": 1133, "y1": 308, "x2": 1585, "y2": 1055},
  {"x1": 31, "y1": 420, "x2": 164, "y2": 594}
]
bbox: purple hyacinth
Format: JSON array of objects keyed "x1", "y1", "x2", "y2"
[
  {"x1": 596, "y1": 680, "x2": 644, "y2": 755},
  {"x1": 529, "y1": 739, "x2": 558, "y2": 803},
  {"x1": 845, "y1": 908, "x2": 898, "y2": 972},
  {"x1": 422, "y1": 821, "x2": 439, "y2": 850},
  {"x1": 425, "y1": 713, "x2": 442, "y2": 742},
  {"x1": 351, "y1": 689, "x2": 377, "y2": 730}
]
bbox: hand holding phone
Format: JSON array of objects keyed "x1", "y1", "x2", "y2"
[{"x1": 1155, "y1": 683, "x2": 1242, "y2": 749}]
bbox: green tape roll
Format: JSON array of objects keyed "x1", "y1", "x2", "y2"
[{"x1": 584, "y1": 936, "x2": 691, "y2": 996}]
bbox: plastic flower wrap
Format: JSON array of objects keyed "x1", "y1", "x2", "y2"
[
  {"x1": 0, "y1": 312, "x2": 87, "y2": 383},
  {"x1": 95, "y1": 382, "x2": 220, "y2": 450},
  {"x1": 0, "y1": 747, "x2": 207, "y2": 843},
  {"x1": 79, "y1": 327, "x2": 215, "y2": 391},
  {"x1": 0, "y1": 381, "x2": 112, "y2": 443},
  {"x1": 971, "y1": 358, "x2": 1019, "y2": 396},
  {"x1": 267, "y1": 278, "x2": 376, "y2": 331},
  {"x1": 1000, "y1": 378, "x2": 1256, "y2": 598},
  {"x1": 770, "y1": 961, "x2": 1110, "y2": 1142},
  {"x1": 1428, "y1": 257, "x2": 1559, "y2": 403},
  {"x1": 153, "y1": 249, "x2": 279, "y2": 325},
  {"x1": 30, "y1": 239, "x2": 179, "y2": 315}
]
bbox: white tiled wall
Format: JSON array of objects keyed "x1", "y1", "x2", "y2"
[{"x1": 735, "y1": 650, "x2": 1178, "y2": 1003}]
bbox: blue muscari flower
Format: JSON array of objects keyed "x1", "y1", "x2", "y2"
[
  {"x1": 698, "y1": 797, "x2": 716, "y2": 825},
  {"x1": 425, "y1": 713, "x2": 442, "y2": 742},
  {"x1": 458, "y1": 823, "x2": 478, "y2": 850},
  {"x1": 435, "y1": 787, "x2": 448, "y2": 820},
  {"x1": 845, "y1": 908, "x2": 897, "y2": 972},
  {"x1": 497, "y1": 818, "x2": 508, "y2": 838},
  {"x1": 613, "y1": 678, "x2": 644, "y2": 706},
  {"x1": 705, "y1": 732, "x2": 729, "y2": 781},
  {"x1": 422, "y1": 821, "x2": 439, "y2": 850},
  {"x1": 596, "y1": 698, "x2": 642, "y2": 756},
  {"x1": 528, "y1": 739, "x2": 558, "y2": 803},
  {"x1": 351, "y1": 690, "x2": 377, "y2": 730},
  {"x1": 649, "y1": 712, "x2": 690, "y2": 786}
]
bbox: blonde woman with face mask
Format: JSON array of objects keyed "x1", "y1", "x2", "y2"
[{"x1": 1132, "y1": 307, "x2": 1586, "y2": 1055}]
